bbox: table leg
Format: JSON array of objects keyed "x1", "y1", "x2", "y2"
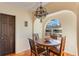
[{"x1": 46, "y1": 47, "x2": 50, "y2": 56}]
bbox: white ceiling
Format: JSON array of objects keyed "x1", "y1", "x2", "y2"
[{"x1": 1, "y1": 2, "x2": 49, "y2": 11}]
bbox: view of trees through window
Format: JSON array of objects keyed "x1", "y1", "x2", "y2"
[{"x1": 45, "y1": 19, "x2": 62, "y2": 36}]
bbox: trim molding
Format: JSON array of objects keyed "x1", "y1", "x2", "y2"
[{"x1": 64, "y1": 51, "x2": 75, "y2": 56}]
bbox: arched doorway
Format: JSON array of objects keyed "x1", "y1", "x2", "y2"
[{"x1": 42, "y1": 10, "x2": 77, "y2": 55}]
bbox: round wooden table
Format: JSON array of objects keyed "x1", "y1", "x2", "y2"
[{"x1": 35, "y1": 39, "x2": 61, "y2": 55}]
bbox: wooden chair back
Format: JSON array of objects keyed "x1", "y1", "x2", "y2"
[
  {"x1": 60, "y1": 36, "x2": 66, "y2": 55},
  {"x1": 50, "y1": 34, "x2": 57, "y2": 39},
  {"x1": 34, "y1": 33, "x2": 39, "y2": 40},
  {"x1": 28, "y1": 38, "x2": 46, "y2": 56},
  {"x1": 28, "y1": 38, "x2": 37, "y2": 53}
]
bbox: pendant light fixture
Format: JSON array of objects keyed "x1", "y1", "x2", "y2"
[{"x1": 34, "y1": 2, "x2": 48, "y2": 22}]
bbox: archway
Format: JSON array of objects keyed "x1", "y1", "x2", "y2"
[{"x1": 42, "y1": 10, "x2": 77, "y2": 55}]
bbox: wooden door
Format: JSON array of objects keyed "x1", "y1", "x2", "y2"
[{"x1": 0, "y1": 14, "x2": 15, "y2": 55}]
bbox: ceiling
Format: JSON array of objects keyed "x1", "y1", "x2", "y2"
[
  {"x1": 1, "y1": 2, "x2": 49, "y2": 11},
  {"x1": 0, "y1": 2, "x2": 78, "y2": 14}
]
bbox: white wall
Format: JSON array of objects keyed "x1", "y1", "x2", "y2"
[
  {"x1": 34, "y1": 18, "x2": 42, "y2": 39},
  {"x1": 0, "y1": 3, "x2": 32, "y2": 53},
  {"x1": 43, "y1": 10, "x2": 77, "y2": 55}
]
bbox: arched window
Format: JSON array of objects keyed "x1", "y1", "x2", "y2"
[
  {"x1": 45, "y1": 19, "x2": 62, "y2": 37},
  {"x1": 46, "y1": 19, "x2": 60, "y2": 28}
]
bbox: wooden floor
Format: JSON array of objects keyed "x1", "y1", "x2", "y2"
[{"x1": 6, "y1": 50, "x2": 74, "y2": 56}]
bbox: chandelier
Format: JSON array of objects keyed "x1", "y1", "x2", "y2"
[{"x1": 34, "y1": 2, "x2": 48, "y2": 22}]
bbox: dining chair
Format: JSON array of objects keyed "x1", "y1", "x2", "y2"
[
  {"x1": 33, "y1": 33, "x2": 41, "y2": 47},
  {"x1": 49, "y1": 36, "x2": 66, "y2": 56},
  {"x1": 33, "y1": 33, "x2": 39, "y2": 41},
  {"x1": 28, "y1": 38, "x2": 47, "y2": 56},
  {"x1": 50, "y1": 34, "x2": 57, "y2": 39},
  {"x1": 33, "y1": 33, "x2": 45, "y2": 48}
]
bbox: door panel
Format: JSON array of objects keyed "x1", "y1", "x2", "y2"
[{"x1": 0, "y1": 14, "x2": 15, "y2": 55}]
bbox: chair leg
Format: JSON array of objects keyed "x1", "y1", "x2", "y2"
[
  {"x1": 60, "y1": 52, "x2": 64, "y2": 56},
  {"x1": 35, "y1": 54, "x2": 38, "y2": 56},
  {"x1": 62, "y1": 53, "x2": 64, "y2": 56},
  {"x1": 49, "y1": 51, "x2": 55, "y2": 56}
]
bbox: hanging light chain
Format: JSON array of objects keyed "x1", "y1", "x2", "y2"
[{"x1": 34, "y1": 2, "x2": 48, "y2": 22}]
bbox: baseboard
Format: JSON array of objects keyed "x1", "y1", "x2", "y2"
[
  {"x1": 64, "y1": 51, "x2": 75, "y2": 56},
  {"x1": 15, "y1": 48, "x2": 30, "y2": 54}
]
